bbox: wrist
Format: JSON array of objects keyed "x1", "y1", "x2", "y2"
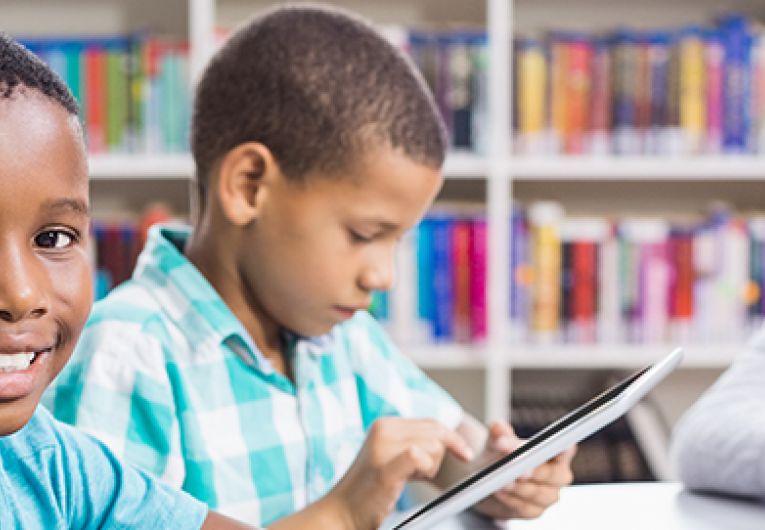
[{"x1": 314, "y1": 490, "x2": 356, "y2": 530}]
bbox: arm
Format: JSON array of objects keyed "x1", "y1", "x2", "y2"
[
  {"x1": 434, "y1": 414, "x2": 576, "y2": 520},
  {"x1": 671, "y1": 329, "x2": 765, "y2": 500},
  {"x1": 202, "y1": 417, "x2": 472, "y2": 530}
]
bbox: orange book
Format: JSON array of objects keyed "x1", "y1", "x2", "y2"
[
  {"x1": 85, "y1": 44, "x2": 107, "y2": 153},
  {"x1": 564, "y1": 37, "x2": 593, "y2": 154}
]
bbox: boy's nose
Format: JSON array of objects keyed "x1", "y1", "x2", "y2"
[
  {"x1": 359, "y1": 256, "x2": 395, "y2": 293},
  {"x1": 0, "y1": 246, "x2": 49, "y2": 323}
]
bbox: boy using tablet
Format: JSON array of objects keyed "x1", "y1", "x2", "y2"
[
  {"x1": 47, "y1": 5, "x2": 574, "y2": 527},
  {"x1": 0, "y1": 32, "x2": 486, "y2": 530}
]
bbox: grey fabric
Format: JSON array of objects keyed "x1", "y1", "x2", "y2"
[{"x1": 671, "y1": 326, "x2": 765, "y2": 500}]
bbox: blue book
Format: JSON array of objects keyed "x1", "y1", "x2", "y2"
[
  {"x1": 430, "y1": 215, "x2": 454, "y2": 342},
  {"x1": 719, "y1": 15, "x2": 753, "y2": 152},
  {"x1": 416, "y1": 218, "x2": 435, "y2": 324}
]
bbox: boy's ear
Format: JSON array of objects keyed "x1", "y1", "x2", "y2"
[{"x1": 216, "y1": 142, "x2": 278, "y2": 226}]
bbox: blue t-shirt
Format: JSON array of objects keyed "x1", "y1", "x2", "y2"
[{"x1": 0, "y1": 406, "x2": 208, "y2": 529}]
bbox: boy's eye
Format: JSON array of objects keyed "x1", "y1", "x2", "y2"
[
  {"x1": 349, "y1": 229, "x2": 375, "y2": 243},
  {"x1": 34, "y1": 230, "x2": 75, "y2": 249}
]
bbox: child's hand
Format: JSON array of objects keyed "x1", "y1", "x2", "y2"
[
  {"x1": 471, "y1": 421, "x2": 576, "y2": 520},
  {"x1": 327, "y1": 417, "x2": 474, "y2": 530}
]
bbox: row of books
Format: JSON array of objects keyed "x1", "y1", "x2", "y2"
[
  {"x1": 371, "y1": 204, "x2": 765, "y2": 346},
  {"x1": 514, "y1": 15, "x2": 765, "y2": 155},
  {"x1": 372, "y1": 212, "x2": 488, "y2": 344},
  {"x1": 21, "y1": 35, "x2": 190, "y2": 154},
  {"x1": 512, "y1": 203, "x2": 765, "y2": 345}
]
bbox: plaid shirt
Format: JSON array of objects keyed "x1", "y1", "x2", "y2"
[{"x1": 45, "y1": 225, "x2": 462, "y2": 526}]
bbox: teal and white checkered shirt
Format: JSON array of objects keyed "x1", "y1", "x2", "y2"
[{"x1": 45, "y1": 225, "x2": 463, "y2": 526}]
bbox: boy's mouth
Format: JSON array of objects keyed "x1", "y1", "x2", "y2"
[{"x1": 0, "y1": 348, "x2": 50, "y2": 373}]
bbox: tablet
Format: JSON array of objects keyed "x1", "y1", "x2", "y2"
[{"x1": 386, "y1": 347, "x2": 684, "y2": 530}]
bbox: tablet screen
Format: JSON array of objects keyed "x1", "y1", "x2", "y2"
[{"x1": 394, "y1": 364, "x2": 651, "y2": 529}]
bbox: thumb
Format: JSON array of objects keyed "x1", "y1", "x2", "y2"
[{"x1": 488, "y1": 421, "x2": 521, "y2": 453}]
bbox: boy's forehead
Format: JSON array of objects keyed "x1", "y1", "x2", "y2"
[{"x1": 0, "y1": 94, "x2": 89, "y2": 205}]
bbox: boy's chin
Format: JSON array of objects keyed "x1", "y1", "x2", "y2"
[{"x1": 0, "y1": 399, "x2": 38, "y2": 436}]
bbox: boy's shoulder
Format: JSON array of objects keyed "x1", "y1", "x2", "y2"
[{"x1": 1, "y1": 407, "x2": 63, "y2": 458}]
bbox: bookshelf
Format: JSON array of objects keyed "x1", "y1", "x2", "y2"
[{"x1": 11, "y1": 0, "x2": 765, "y2": 435}]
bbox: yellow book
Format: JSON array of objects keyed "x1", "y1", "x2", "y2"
[
  {"x1": 518, "y1": 41, "x2": 546, "y2": 135},
  {"x1": 679, "y1": 32, "x2": 706, "y2": 150}
]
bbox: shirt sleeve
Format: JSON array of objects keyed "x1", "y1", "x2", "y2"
[
  {"x1": 345, "y1": 312, "x2": 464, "y2": 431},
  {"x1": 670, "y1": 326, "x2": 765, "y2": 500},
  {"x1": 44, "y1": 311, "x2": 185, "y2": 488},
  {"x1": 55, "y1": 419, "x2": 208, "y2": 529}
]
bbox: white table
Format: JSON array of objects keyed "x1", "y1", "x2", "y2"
[
  {"x1": 508, "y1": 482, "x2": 765, "y2": 530},
  {"x1": 387, "y1": 482, "x2": 765, "y2": 529}
]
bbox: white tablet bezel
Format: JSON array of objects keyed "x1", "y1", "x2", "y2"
[{"x1": 391, "y1": 347, "x2": 684, "y2": 530}]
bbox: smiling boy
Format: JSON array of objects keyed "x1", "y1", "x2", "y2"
[{"x1": 47, "y1": 5, "x2": 574, "y2": 528}]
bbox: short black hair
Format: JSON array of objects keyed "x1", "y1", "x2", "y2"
[
  {"x1": 0, "y1": 33, "x2": 79, "y2": 116},
  {"x1": 192, "y1": 4, "x2": 447, "y2": 194}
]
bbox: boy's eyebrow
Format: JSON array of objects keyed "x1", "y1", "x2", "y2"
[{"x1": 41, "y1": 198, "x2": 90, "y2": 215}]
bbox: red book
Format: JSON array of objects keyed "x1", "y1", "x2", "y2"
[
  {"x1": 85, "y1": 44, "x2": 106, "y2": 153},
  {"x1": 451, "y1": 218, "x2": 471, "y2": 343},
  {"x1": 669, "y1": 232, "x2": 694, "y2": 320},
  {"x1": 564, "y1": 39, "x2": 593, "y2": 154},
  {"x1": 572, "y1": 241, "x2": 597, "y2": 322}
]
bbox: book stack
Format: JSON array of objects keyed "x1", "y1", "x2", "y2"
[
  {"x1": 21, "y1": 35, "x2": 190, "y2": 154},
  {"x1": 514, "y1": 14, "x2": 765, "y2": 155}
]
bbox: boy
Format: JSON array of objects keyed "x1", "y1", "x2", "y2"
[
  {"x1": 0, "y1": 33, "x2": 464, "y2": 530},
  {"x1": 47, "y1": 5, "x2": 574, "y2": 527}
]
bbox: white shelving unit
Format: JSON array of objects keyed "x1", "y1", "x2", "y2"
[{"x1": 13, "y1": 0, "x2": 765, "y2": 426}]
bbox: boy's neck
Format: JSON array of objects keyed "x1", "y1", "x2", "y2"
[{"x1": 184, "y1": 230, "x2": 292, "y2": 380}]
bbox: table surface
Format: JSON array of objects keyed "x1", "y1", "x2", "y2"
[
  {"x1": 507, "y1": 482, "x2": 765, "y2": 530},
  {"x1": 387, "y1": 482, "x2": 765, "y2": 530}
]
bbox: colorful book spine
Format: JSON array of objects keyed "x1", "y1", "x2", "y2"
[
  {"x1": 752, "y1": 30, "x2": 765, "y2": 153},
  {"x1": 646, "y1": 32, "x2": 671, "y2": 154},
  {"x1": 469, "y1": 218, "x2": 488, "y2": 341},
  {"x1": 589, "y1": 39, "x2": 613, "y2": 155},
  {"x1": 612, "y1": 31, "x2": 640, "y2": 154},
  {"x1": 529, "y1": 202, "x2": 563, "y2": 340},
  {"x1": 720, "y1": 15, "x2": 753, "y2": 152},
  {"x1": 430, "y1": 215, "x2": 455, "y2": 342},
  {"x1": 679, "y1": 28, "x2": 707, "y2": 154},
  {"x1": 451, "y1": 218, "x2": 472, "y2": 342},
  {"x1": 516, "y1": 38, "x2": 547, "y2": 154},
  {"x1": 563, "y1": 34, "x2": 593, "y2": 154},
  {"x1": 85, "y1": 43, "x2": 107, "y2": 153},
  {"x1": 704, "y1": 30, "x2": 725, "y2": 153}
]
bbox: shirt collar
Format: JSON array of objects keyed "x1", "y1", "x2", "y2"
[{"x1": 133, "y1": 225, "x2": 335, "y2": 370}]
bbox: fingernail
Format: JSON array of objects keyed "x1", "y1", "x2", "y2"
[
  {"x1": 494, "y1": 435, "x2": 514, "y2": 452},
  {"x1": 463, "y1": 447, "x2": 475, "y2": 461}
]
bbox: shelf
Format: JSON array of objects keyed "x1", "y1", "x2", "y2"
[
  {"x1": 406, "y1": 343, "x2": 738, "y2": 370},
  {"x1": 404, "y1": 344, "x2": 489, "y2": 369},
  {"x1": 89, "y1": 154, "x2": 194, "y2": 180},
  {"x1": 508, "y1": 344, "x2": 738, "y2": 370},
  {"x1": 88, "y1": 151, "x2": 488, "y2": 180},
  {"x1": 509, "y1": 156, "x2": 765, "y2": 180},
  {"x1": 442, "y1": 151, "x2": 488, "y2": 178}
]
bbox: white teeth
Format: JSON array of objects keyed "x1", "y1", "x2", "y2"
[{"x1": 0, "y1": 353, "x2": 36, "y2": 373}]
